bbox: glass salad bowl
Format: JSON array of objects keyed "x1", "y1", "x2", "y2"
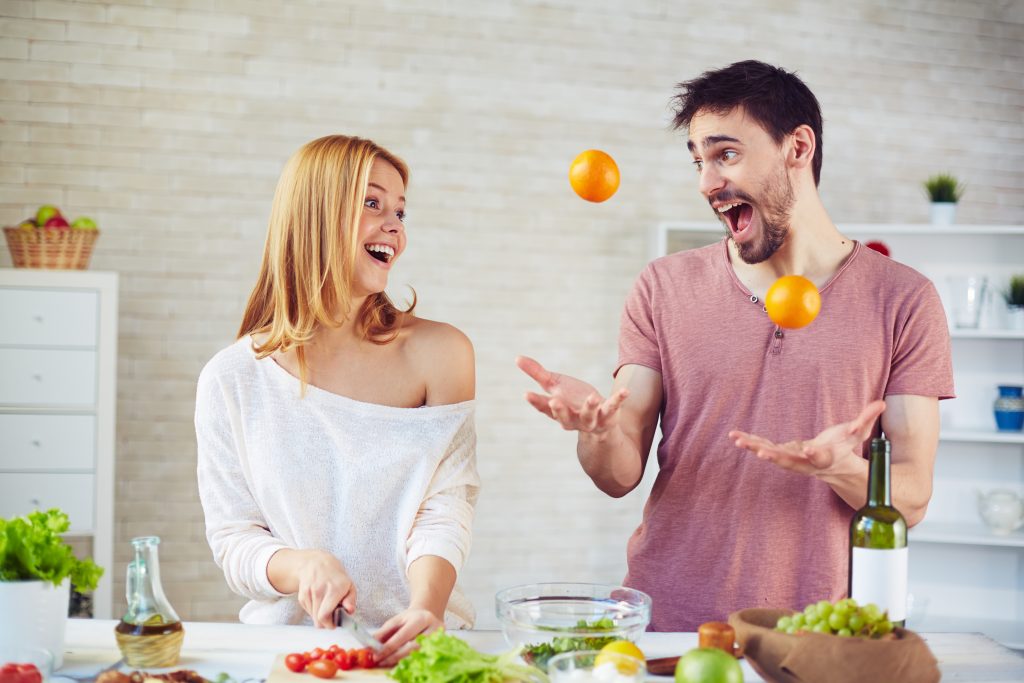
[{"x1": 495, "y1": 582, "x2": 652, "y2": 671}]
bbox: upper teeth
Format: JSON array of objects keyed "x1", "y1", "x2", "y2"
[
  {"x1": 366, "y1": 244, "x2": 395, "y2": 259},
  {"x1": 718, "y1": 203, "x2": 741, "y2": 213}
]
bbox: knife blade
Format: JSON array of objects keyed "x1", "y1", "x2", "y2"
[{"x1": 333, "y1": 606, "x2": 384, "y2": 651}]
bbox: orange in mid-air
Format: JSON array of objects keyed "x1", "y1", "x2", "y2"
[
  {"x1": 765, "y1": 275, "x2": 821, "y2": 329},
  {"x1": 569, "y1": 149, "x2": 620, "y2": 202}
]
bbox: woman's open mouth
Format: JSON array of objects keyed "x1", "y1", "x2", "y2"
[
  {"x1": 364, "y1": 243, "x2": 395, "y2": 265},
  {"x1": 718, "y1": 202, "x2": 754, "y2": 236}
]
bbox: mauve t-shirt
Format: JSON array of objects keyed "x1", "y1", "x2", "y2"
[{"x1": 617, "y1": 238, "x2": 954, "y2": 631}]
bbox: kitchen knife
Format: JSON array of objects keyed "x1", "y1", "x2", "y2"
[{"x1": 333, "y1": 606, "x2": 384, "y2": 652}]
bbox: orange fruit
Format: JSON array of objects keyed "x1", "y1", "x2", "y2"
[
  {"x1": 569, "y1": 149, "x2": 620, "y2": 202},
  {"x1": 594, "y1": 640, "x2": 645, "y2": 674},
  {"x1": 765, "y1": 275, "x2": 821, "y2": 329}
]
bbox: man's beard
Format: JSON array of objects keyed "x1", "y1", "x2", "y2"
[{"x1": 726, "y1": 168, "x2": 795, "y2": 264}]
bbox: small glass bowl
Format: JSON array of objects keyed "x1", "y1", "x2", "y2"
[
  {"x1": 549, "y1": 650, "x2": 647, "y2": 683},
  {"x1": 0, "y1": 646, "x2": 54, "y2": 683},
  {"x1": 495, "y1": 582, "x2": 651, "y2": 670}
]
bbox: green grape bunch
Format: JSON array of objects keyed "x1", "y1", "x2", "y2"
[{"x1": 775, "y1": 599, "x2": 896, "y2": 639}]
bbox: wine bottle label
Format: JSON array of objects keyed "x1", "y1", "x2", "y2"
[{"x1": 851, "y1": 547, "x2": 908, "y2": 621}]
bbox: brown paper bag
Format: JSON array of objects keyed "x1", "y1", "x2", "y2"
[{"x1": 728, "y1": 608, "x2": 940, "y2": 683}]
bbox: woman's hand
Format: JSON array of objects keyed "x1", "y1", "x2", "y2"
[
  {"x1": 372, "y1": 607, "x2": 444, "y2": 667},
  {"x1": 268, "y1": 548, "x2": 357, "y2": 629}
]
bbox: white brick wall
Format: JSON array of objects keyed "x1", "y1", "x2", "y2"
[{"x1": 1, "y1": 0, "x2": 1021, "y2": 625}]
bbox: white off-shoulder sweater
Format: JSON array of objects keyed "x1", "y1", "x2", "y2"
[{"x1": 195, "y1": 337, "x2": 479, "y2": 628}]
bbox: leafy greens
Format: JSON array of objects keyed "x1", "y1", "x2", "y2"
[
  {"x1": 390, "y1": 630, "x2": 544, "y2": 683},
  {"x1": 0, "y1": 509, "x2": 104, "y2": 591},
  {"x1": 522, "y1": 618, "x2": 619, "y2": 670}
]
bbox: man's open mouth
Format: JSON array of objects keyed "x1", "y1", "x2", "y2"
[
  {"x1": 365, "y1": 243, "x2": 395, "y2": 264},
  {"x1": 718, "y1": 202, "x2": 753, "y2": 234}
]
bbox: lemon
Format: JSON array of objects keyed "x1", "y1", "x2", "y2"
[{"x1": 594, "y1": 640, "x2": 645, "y2": 675}]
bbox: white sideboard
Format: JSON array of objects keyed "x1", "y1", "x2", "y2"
[
  {"x1": 0, "y1": 268, "x2": 118, "y2": 618},
  {"x1": 651, "y1": 221, "x2": 1024, "y2": 649}
]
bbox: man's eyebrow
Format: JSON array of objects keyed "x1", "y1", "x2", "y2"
[
  {"x1": 367, "y1": 182, "x2": 405, "y2": 202},
  {"x1": 687, "y1": 135, "x2": 742, "y2": 153}
]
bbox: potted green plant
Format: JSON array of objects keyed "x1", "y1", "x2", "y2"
[
  {"x1": 1004, "y1": 275, "x2": 1024, "y2": 330},
  {"x1": 0, "y1": 509, "x2": 103, "y2": 668},
  {"x1": 923, "y1": 173, "x2": 964, "y2": 225}
]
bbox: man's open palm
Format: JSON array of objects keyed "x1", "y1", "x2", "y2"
[{"x1": 516, "y1": 356, "x2": 629, "y2": 434}]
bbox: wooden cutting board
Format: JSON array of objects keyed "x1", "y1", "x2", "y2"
[{"x1": 267, "y1": 655, "x2": 393, "y2": 683}]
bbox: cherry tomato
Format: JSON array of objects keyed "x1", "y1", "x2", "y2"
[
  {"x1": 284, "y1": 653, "x2": 306, "y2": 673},
  {"x1": 309, "y1": 648, "x2": 326, "y2": 661},
  {"x1": 334, "y1": 650, "x2": 353, "y2": 670},
  {"x1": 302, "y1": 652, "x2": 313, "y2": 664},
  {"x1": 307, "y1": 659, "x2": 339, "y2": 679},
  {"x1": 0, "y1": 663, "x2": 42, "y2": 683},
  {"x1": 356, "y1": 648, "x2": 376, "y2": 669}
]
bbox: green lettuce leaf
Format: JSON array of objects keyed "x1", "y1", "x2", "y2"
[
  {"x1": 389, "y1": 630, "x2": 544, "y2": 683},
  {"x1": 0, "y1": 509, "x2": 104, "y2": 591}
]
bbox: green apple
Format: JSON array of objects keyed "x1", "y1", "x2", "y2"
[
  {"x1": 36, "y1": 205, "x2": 61, "y2": 226},
  {"x1": 674, "y1": 648, "x2": 743, "y2": 683},
  {"x1": 71, "y1": 216, "x2": 98, "y2": 230}
]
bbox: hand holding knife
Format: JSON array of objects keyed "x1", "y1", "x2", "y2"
[{"x1": 333, "y1": 606, "x2": 384, "y2": 652}]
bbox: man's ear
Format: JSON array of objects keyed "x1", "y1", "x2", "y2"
[{"x1": 787, "y1": 124, "x2": 816, "y2": 172}]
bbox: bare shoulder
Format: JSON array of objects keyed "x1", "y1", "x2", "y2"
[{"x1": 403, "y1": 315, "x2": 475, "y2": 404}]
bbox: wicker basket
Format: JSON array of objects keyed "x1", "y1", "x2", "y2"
[
  {"x1": 114, "y1": 626, "x2": 185, "y2": 668},
  {"x1": 3, "y1": 226, "x2": 99, "y2": 269}
]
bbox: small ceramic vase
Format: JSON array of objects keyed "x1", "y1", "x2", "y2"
[{"x1": 994, "y1": 385, "x2": 1024, "y2": 432}]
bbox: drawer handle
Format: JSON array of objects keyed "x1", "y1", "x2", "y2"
[
  {"x1": 33, "y1": 314, "x2": 43, "y2": 323},
  {"x1": 31, "y1": 439, "x2": 41, "y2": 447},
  {"x1": 32, "y1": 373, "x2": 42, "y2": 382},
  {"x1": 30, "y1": 498, "x2": 40, "y2": 507}
]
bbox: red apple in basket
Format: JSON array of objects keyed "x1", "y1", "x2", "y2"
[
  {"x1": 44, "y1": 215, "x2": 70, "y2": 230},
  {"x1": 71, "y1": 216, "x2": 97, "y2": 230},
  {"x1": 35, "y1": 205, "x2": 61, "y2": 226}
]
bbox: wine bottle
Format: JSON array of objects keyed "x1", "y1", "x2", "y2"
[{"x1": 849, "y1": 436, "x2": 908, "y2": 627}]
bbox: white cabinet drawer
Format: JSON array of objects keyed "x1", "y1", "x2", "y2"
[
  {"x1": 0, "y1": 473, "x2": 94, "y2": 533},
  {"x1": 0, "y1": 349, "x2": 96, "y2": 406},
  {"x1": 0, "y1": 414, "x2": 96, "y2": 470},
  {"x1": 0, "y1": 288, "x2": 98, "y2": 347}
]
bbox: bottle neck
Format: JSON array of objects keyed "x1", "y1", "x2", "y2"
[{"x1": 867, "y1": 439, "x2": 891, "y2": 507}]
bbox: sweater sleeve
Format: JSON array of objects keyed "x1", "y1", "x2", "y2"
[
  {"x1": 195, "y1": 361, "x2": 290, "y2": 602},
  {"x1": 405, "y1": 409, "x2": 480, "y2": 575}
]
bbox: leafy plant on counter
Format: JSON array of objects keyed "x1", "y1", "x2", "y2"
[
  {"x1": 522, "y1": 618, "x2": 619, "y2": 670},
  {"x1": 1003, "y1": 275, "x2": 1024, "y2": 308},
  {"x1": 922, "y1": 173, "x2": 964, "y2": 203},
  {"x1": 0, "y1": 508, "x2": 104, "y2": 591},
  {"x1": 389, "y1": 630, "x2": 544, "y2": 683}
]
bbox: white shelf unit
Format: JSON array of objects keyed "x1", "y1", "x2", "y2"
[
  {"x1": 911, "y1": 522, "x2": 1024, "y2": 548},
  {"x1": 0, "y1": 269, "x2": 118, "y2": 619},
  {"x1": 653, "y1": 222, "x2": 1024, "y2": 649}
]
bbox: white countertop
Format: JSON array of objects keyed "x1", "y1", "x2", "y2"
[{"x1": 59, "y1": 619, "x2": 1024, "y2": 683}]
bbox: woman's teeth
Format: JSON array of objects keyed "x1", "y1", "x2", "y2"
[{"x1": 365, "y1": 244, "x2": 395, "y2": 263}]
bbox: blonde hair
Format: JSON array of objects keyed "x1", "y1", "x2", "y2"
[{"x1": 238, "y1": 135, "x2": 415, "y2": 387}]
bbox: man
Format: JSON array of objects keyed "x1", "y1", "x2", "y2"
[{"x1": 518, "y1": 60, "x2": 954, "y2": 631}]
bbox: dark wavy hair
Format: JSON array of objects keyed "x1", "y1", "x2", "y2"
[{"x1": 671, "y1": 60, "x2": 824, "y2": 185}]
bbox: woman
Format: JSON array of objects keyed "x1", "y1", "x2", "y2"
[{"x1": 196, "y1": 135, "x2": 478, "y2": 665}]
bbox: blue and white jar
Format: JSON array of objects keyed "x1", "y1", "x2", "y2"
[{"x1": 994, "y1": 385, "x2": 1024, "y2": 432}]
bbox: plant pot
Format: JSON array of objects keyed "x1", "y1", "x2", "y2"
[
  {"x1": 0, "y1": 579, "x2": 70, "y2": 668},
  {"x1": 1006, "y1": 305, "x2": 1024, "y2": 331},
  {"x1": 929, "y1": 202, "x2": 957, "y2": 225}
]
